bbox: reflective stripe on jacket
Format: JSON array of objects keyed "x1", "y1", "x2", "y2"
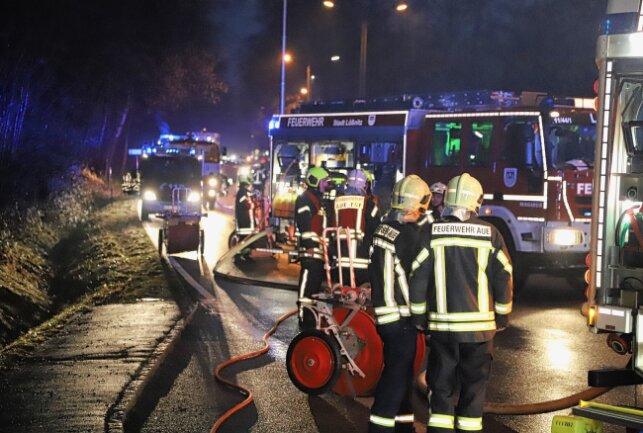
[
  {"x1": 369, "y1": 214, "x2": 422, "y2": 325},
  {"x1": 295, "y1": 188, "x2": 328, "y2": 260},
  {"x1": 410, "y1": 215, "x2": 513, "y2": 342}
]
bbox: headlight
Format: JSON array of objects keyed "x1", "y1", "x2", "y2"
[
  {"x1": 143, "y1": 190, "x2": 157, "y2": 201},
  {"x1": 548, "y1": 228, "x2": 583, "y2": 246},
  {"x1": 187, "y1": 191, "x2": 201, "y2": 203},
  {"x1": 208, "y1": 178, "x2": 217, "y2": 187},
  {"x1": 207, "y1": 189, "x2": 217, "y2": 198}
]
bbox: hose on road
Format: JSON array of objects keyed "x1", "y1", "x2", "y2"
[
  {"x1": 415, "y1": 370, "x2": 612, "y2": 415},
  {"x1": 210, "y1": 309, "x2": 297, "y2": 433}
]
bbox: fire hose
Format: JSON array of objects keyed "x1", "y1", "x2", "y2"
[
  {"x1": 210, "y1": 307, "x2": 613, "y2": 432},
  {"x1": 210, "y1": 309, "x2": 297, "y2": 433}
]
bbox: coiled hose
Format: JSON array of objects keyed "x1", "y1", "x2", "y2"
[{"x1": 210, "y1": 309, "x2": 298, "y2": 433}]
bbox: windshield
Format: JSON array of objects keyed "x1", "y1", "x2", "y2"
[
  {"x1": 547, "y1": 123, "x2": 596, "y2": 169},
  {"x1": 141, "y1": 156, "x2": 201, "y2": 186}
]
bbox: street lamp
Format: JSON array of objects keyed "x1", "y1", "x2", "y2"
[
  {"x1": 279, "y1": 0, "x2": 288, "y2": 114},
  {"x1": 324, "y1": 1, "x2": 408, "y2": 98}
]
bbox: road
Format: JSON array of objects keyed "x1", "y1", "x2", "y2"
[{"x1": 139, "y1": 206, "x2": 642, "y2": 433}]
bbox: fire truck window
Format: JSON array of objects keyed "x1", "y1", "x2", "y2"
[
  {"x1": 620, "y1": 81, "x2": 643, "y2": 155},
  {"x1": 468, "y1": 122, "x2": 493, "y2": 167},
  {"x1": 430, "y1": 122, "x2": 461, "y2": 167},
  {"x1": 502, "y1": 120, "x2": 538, "y2": 168},
  {"x1": 273, "y1": 142, "x2": 308, "y2": 183},
  {"x1": 311, "y1": 142, "x2": 354, "y2": 168},
  {"x1": 357, "y1": 142, "x2": 403, "y2": 212}
]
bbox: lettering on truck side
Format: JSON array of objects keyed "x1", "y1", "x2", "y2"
[
  {"x1": 287, "y1": 117, "x2": 324, "y2": 127},
  {"x1": 576, "y1": 183, "x2": 592, "y2": 196}
]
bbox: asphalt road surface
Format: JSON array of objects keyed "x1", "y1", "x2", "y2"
[{"x1": 138, "y1": 207, "x2": 642, "y2": 433}]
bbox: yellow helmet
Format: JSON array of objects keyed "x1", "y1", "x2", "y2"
[
  {"x1": 306, "y1": 166, "x2": 330, "y2": 188},
  {"x1": 391, "y1": 175, "x2": 431, "y2": 212},
  {"x1": 445, "y1": 173, "x2": 484, "y2": 213}
]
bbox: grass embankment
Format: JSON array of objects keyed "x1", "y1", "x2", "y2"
[{"x1": 0, "y1": 173, "x2": 171, "y2": 367}]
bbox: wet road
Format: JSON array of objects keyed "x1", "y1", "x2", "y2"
[{"x1": 140, "y1": 208, "x2": 641, "y2": 433}]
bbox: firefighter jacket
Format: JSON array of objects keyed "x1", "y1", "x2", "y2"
[
  {"x1": 235, "y1": 184, "x2": 255, "y2": 235},
  {"x1": 410, "y1": 215, "x2": 513, "y2": 343},
  {"x1": 369, "y1": 211, "x2": 423, "y2": 326},
  {"x1": 333, "y1": 194, "x2": 380, "y2": 270},
  {"x1": 295, "y1": 188, "x2": 328, "y2": 261}
]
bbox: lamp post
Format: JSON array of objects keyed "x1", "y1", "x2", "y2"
[
  {"x1": 279, "y1": 0, "x2": 288, "y2": 114},
  {"x1": 324, "y1": 1, "x2": 408, "y2": 99}
]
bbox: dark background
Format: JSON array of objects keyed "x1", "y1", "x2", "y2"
[{"x1": 0, "y1": 0, "x2": 607, "y2": 204}]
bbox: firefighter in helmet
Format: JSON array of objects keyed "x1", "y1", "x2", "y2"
[
  {"x1": 368, "y1": 174, "x2": 431, "y2": 433},
  {"x1": 296, "y1": 166, "x2": 332, "y2": 327},
  {"x1": 234, "y1": 175, "x2": 255, "y2": 238},
  {"x1": 410, "y1": 173, "x2": 513, "y2": 433},
  {"x1": 333, "y1": 169, "x2": 380, "y2": 285},
  {"x1": 429, "y1": 181, "x2": 447, "y2": 219}
]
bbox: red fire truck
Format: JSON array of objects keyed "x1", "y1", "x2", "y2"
[{"x1": 268, "y1": 90, "x2": 597, "y2": 288}]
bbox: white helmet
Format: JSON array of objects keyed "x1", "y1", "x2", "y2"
[
  {"x1": 445, "y1": 173, "x2": 484, "y2": 213},
  {"x1": 430, "y1": 182, "x2": 447, "y2": 195},
  {"x1": 346, "y1": 169, "x2": 368, "y2": 194}
]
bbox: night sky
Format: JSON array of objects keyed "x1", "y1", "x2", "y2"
[{"x1": 2, "y1": 0, "x2": 608, "y2": 158}]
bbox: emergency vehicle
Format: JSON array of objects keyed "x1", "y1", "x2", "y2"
[
  {"x1": 133, "y1": 132, "x2": 221, "y2": 220},
  {"x1": 574, "y1": 0, "x2": 643, "y2": 429},
  {"x1": 268, "y1": 91, "x2": 597, "y2": 287}
]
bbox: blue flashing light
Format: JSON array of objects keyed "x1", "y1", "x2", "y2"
[
  {"x1": 600, "y1": 13, "x2": 638, "y2": 35},
  {"x1": 269, "y1": 118, "x2": 280, "y2": 130}
]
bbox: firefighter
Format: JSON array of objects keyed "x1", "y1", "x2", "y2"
[
  {"x1": 368, "y1": 175, "x2": 432, "y2": 433},
  {"x1": 333, "y1": 169, "x2": 380, "y2": 285},
  {"x1": 410, "y1": 173, "x2": 513, "y2": 433},
  {"x1": 295, "y1": 166, "x2": 332, "y2": 327},
  {"x1": 234, "y1": 176, "x2": 255, "y2": 238},
  {"x1": 429, "y1": 182, "x2": 447, "y2": 219}
]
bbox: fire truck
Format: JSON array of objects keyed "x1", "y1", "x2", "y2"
[
  {"x1": 574, "y1": 0, "x2": 643, "y2": 428},
  {"x1": 268, "y1": 90, "x2": 597, "y2": 287},
  {"x1": 134, "y1": 131, "x2": 221, "y2": 220}
]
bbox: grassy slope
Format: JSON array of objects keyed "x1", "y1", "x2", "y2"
[{"x1": 0, "y1": 195, "x2": 171, "y2": 367}]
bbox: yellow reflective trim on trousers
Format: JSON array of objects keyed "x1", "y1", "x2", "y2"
[
  {"x1": 431, "y1": 238, "x2": 493, "y2": 249},
  {"x1": 428, "y1": 413, "x2": 455, "y2": 428},
  {"x1": 456, "y1": 416, "x2": 482, "y2": 431},
  {"x1": 429, "y1": 311, "x2": 495, "y2": 322},
  {"x1": 496, "y1": 249, "x2": 513, "y2": 275},
  {"x1": 477, "y1": 248, "x2": 490, "y2": 312},
  {"x1": 370, "y1": 414, "x2": 396, "y2": 427},
  {"x1": 429, "y1": 321, "x2": 496, "y2": 332},
  {"x1": 395, "y1": 414, "x2": 414, "y2": 423},
  {"x1": 435, "y1": 246, "x2": 447, "y2": 313},
  {"x1": 495, "y1": 301, "x2": 513, "y2": 314},
  {"x1": 411, "y1": 302, "x2": 426, "y2": 314}
]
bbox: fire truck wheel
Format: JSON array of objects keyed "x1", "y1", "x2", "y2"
[
  {"x1": 286, "y1": 330, "x2": 342, "y2": 395},
  {"x1": 228, "y1": 231, "x2": 240, "y2": 248},
  {"x1": 158, "y1": 229, "x2": 164, "y2": 255}
]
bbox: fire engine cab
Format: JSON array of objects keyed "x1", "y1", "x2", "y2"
[{"x1": 413, "y1": 91, "x2": 597, "y2": 287}]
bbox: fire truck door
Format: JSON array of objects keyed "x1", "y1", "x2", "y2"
[{"x1": 493, "y1": 117, "x2": 544, "y2": 197}]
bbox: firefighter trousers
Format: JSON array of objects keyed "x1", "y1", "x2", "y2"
[
  {"x1": 368, "y1": 320, "x2": 417, "y2": 433},
  {"x1": 297, "y1": 258, "x2": 324, "y2": 328},
  {"x1": 427, "y1": 336, "x2": 492, "y2": 433}
]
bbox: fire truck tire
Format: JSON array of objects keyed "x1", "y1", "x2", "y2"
[
  {"x1": 158, "y1": 229, "x2": 164, "y2": 255},
  {"x1": 286, "y1": 329, "x2": 342, "y2": 395}
]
